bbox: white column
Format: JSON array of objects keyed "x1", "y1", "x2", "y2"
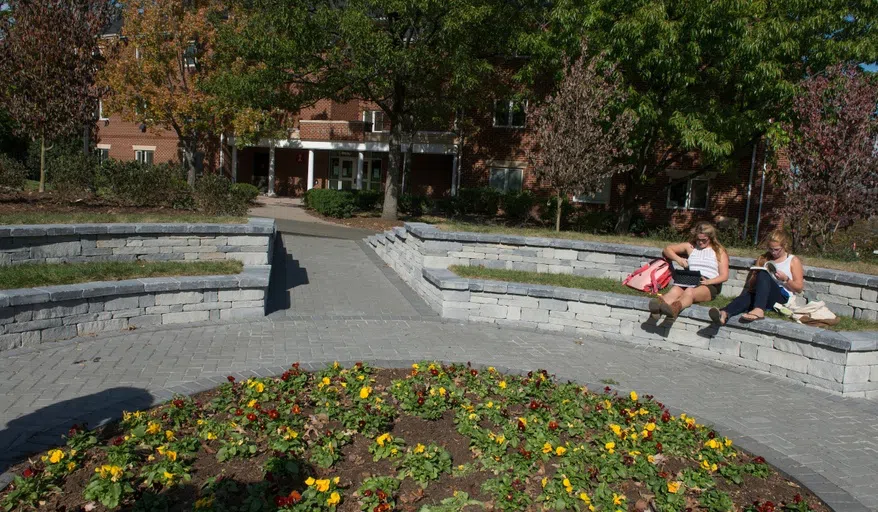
[
  {"x1": 451, "y1": 153, "x2": 459, "y2": 196},
  {"x1": 307, "y1": 149, "x2": 315, "y2": 190},
  {"x1": 356, "y1": 151, "x2": 364, "y2": 190},
  {"x1": 231, "y1": 144, "x2": 238, "y2": 183},
  {"x1": 268, "y1": 143, "x2": 276, "y2": 196},
  {"x1": 219, "y1": 134, "x2": 225, "y2": 171}
]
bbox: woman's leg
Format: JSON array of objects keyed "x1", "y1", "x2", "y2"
[
  {"x1": 677, "y1": 285, "x2": 713, "y2": 308},
  {"x1": 660, "y1": 286, "x2": 685, "y2": 305},
  {"x1": 746, "y1": 272, "x2": 787, "y2": 318},
  {"x1": 720, "y1": 291, "x2": 754, "y2": 320}
]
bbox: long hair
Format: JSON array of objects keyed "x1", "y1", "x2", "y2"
[
  {"x1": 759, "y1": 230, "x2": 793, "y2": 264},
  {"x1": 689, "y1": 221, "x2": 726, "y2": 257}
]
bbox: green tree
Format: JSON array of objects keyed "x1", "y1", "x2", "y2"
[
  {"x1": 517, "y1": 0, "x2": 878, "y2": 231},
  {"x1": 209, "y1": 0, "x2": 525, "y2": 219}
]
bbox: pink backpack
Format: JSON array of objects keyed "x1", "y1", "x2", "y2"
[{"x1": 623, "y1": 258, "x2": 672, "y2": 294}]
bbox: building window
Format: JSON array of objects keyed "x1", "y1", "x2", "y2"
[
  {"x1": 98, "y1": 100, "x2": 108, "y2": 121},
  {"x1": 183, "y1": 42, "x2": 198, "y2": 69},
  {"x1": 493, "y1": 100, "x2": 527, "y2": 128},
  {"x1": 363, "y1": 110, "x2": 386, "y2": 132},
  {"x1": 489, "y1": 167, "x2": 523, "y2": 193},
  {"x1": 96, "y1": 147, "x2": 110, "y2": 163},
  {"x1": 135, "y1": 149, "x2": 154, "y2": 165},
  {"x1": 667, "y1": 177, "x2": 709, "y2": 210},
  {"x1": 573, "y1": 176, "x2": 612, "y2": 204}
]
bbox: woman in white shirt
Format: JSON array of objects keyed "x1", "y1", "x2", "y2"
[
  {"x1": 649, "y1": 221, "x2": 730, "y2": 319},
  {"x1": 710, "y1": 230, "x2": 805, "y2": 324}
]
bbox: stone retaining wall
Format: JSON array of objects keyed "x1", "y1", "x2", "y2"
[
  {"x1": 366, "y1": 224, "x2": 878, "y2": 399},
  {"x1": 0, "y1": 218, "x2": 275, "y2": 267},
  {"x1": 397, "y1": 223, "x2": 878, "y2": 321},
  {"x1": 0, "y1": 267, "x2": 271, "y2": 352}
]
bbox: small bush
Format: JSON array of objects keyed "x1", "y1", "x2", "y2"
[
  {"x1": 354, "y1": 190, "x2": 383, "y2": 211},
  {"x1": 538, "y1": 196, "x2": 575, "y2": 228},
  {"x1": 98, "y1": 160, "x2": 192, "y2": 209},
  {"x1": 194, "y1": 174, "x2": 249, "y2": 216},
  {"x1": 304, "y1": 189, "x2": 357, "y2": 218},
  {"x1": 48, "y1": 152, "x2": 100, "y2": 199},
  {"x1": 0, "y1": 154, "x2": 27, "y2": 190},
  {"x1": 572, "y1": 211, "x2": 616, "y2": 233},
  {"x1": 400, "y1": 194, "x2": 432, "y2": 217},
  {"x1": 501, "y1": 191, "x2": 536, "y2": 223},
  {"x1": 453, "y1": 188, "x2": 501, "y2": 216},
  {"x1": 230, "y1": 183, "x2": 260, "y2": 205}
]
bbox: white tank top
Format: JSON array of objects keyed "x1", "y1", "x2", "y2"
[
  {"x1": 772, "y1": 254, "x2": 795, "y2": 296},
  {"x1": 688, "y1": 247, "x2": 719, "y2": 280}
]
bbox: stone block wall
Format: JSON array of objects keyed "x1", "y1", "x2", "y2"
[
  {"x1": 0, "y1": 268, "x2": 270, "y2": 352},
  {"x1": 0, "y1": 218, "x2": 275, "y2": 267},
  {"x1": 366, "y1": 224, "x2": 878, "y2": 399},
  {"x1": 391, "y1": 223, "x2": 877, "y2": 320}
]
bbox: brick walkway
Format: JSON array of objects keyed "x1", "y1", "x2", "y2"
[{"x1": 1, "y1": 228, "x2": 876, "y2": 510}]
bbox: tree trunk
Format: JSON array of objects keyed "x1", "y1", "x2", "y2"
[
  {"x1": 382, "y1": 121, "x2": 402, "y2": 220},
  {"x1": 182, "y1": 145, "x2": 196, "y2": 187},
  {"x1": 613, "y1": 171, "x2": 636, "y2": 233},
  {"x1": 39, "y1": 136, "x2": 46, "y2": 193},
  {"x1": 555, "y1": 194, "x2": 562, "y2": 232}
]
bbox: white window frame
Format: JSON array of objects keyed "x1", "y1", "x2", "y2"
[
  {"x1": 666, "y1": 177, "x2": 710, "y2": 210},
  {"x1": 489, "y1": 167, "x2": 524, "y2": 193},
  {"x1": 96, "y1": 144, "x2": 111, "y2": 164},
  {"x1": 363, "y1": 110, "x2": 387, "y2": 133},
  {"x1": 133, "y1": 146, "x2": 155, "y2": 165},
  {"x1": 493, "y1": 99, "x2": 527, "y2": 128},
  {"x1": 183, "y1": 42, "x2": 198, "y2": 69},
  {"x1": 573, "y1": 176, "x2": 612, "y2": 204},
  {"x1": 98, "y1": 100, "x2": 109, "y2": 121}
]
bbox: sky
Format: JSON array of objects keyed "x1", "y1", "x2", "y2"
[{"x1": 861, "y1": 63, "x2": 878, "y2": 72}]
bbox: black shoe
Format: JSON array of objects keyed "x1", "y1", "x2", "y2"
[{"x1": 648, "y1": 298, "x2": 662, "y2": 320}]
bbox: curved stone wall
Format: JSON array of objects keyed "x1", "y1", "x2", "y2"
[
  {"x1": 366, "y1": 223, "x2": 878, "y2": 399},
  {"x1": 0, "y1": 218, "x2": 275, "y2": 267}
]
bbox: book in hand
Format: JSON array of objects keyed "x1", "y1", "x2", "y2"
[{"x1": 749, "y1": 262, "x2": 777, "y2": 274}]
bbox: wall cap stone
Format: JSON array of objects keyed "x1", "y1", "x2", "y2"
[
  {"x1": 422, "y1": 267, "x2": 876, "y2": 353},
  {"x1": 405, "y1": 223, "x2": 877, "y2": 289},
  {"x1": 0, "y1": 217, "x2": 275, "y2": 238}
]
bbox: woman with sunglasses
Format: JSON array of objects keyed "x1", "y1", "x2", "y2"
[
  {"x1": 649, "y1": 221, "x2": 730, "y2": 319},
  {"x1": 709, "y1": 230, "x2": 804, "y2": 324}
]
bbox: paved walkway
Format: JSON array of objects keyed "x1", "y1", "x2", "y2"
[{"x1": 1, "y1": 219, "x2": 877, "y2": 511}]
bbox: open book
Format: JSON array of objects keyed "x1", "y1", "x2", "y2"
[{"x1": 749, "y1": 262, "x2": 777, "y2": 273}]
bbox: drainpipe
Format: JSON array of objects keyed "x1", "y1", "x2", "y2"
[
  {"x1": 753, "y1": 161, "x2": 767, "y2": 245},
  {"x1": 743, "y1": 141, "x2": 757, "y2": 241}
]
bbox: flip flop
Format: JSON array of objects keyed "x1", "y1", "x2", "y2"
[
  {"x1": 708, "y1": 308, "x2": 726, "y2": 326},
  {"x1": 740, "y1": 313, "x2": 765, "y2": 323}
]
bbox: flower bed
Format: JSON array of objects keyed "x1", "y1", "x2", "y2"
[{"x1": 1, "y1": 362, "x2": 827, "y2": 512}]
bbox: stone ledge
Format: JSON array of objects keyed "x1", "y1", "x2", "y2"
[
  {"x1": 0, "y1": 217, "x2": 275, "y2": 238},
  {"x1": 406, "y1": 223, "x2": 878, "y2": 289}
]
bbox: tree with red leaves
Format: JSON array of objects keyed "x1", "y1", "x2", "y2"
[
  {"x1": 529, "y1": 44, "x2": 636, "y2": 231},
  {"x1": 771, "y1": 65, "x2": 878, "y2": 252},
  {"x1": 0, "y1": 0, "x2": 112, "y2": 192}
]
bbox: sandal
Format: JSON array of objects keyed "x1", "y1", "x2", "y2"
[
  {"x1": 740, "y1": 312, "x2": 765, "y2": 323},
  {"x1": 709, "y1": 308, "x2": 726, "y2": 326}
]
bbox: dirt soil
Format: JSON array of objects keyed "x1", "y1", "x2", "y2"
[
  {"x1": 0, "y1": 369, "x2": 832, "y2": 512},
  {"x1": 0, "y1": 191, "x2": 194, "y2": 218}
]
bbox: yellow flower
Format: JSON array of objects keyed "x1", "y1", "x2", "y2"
[
  {"x1": 686, "y1": 417, "x2": 696, "y2": 427},
  {"x1": 630, "y1": 432, "x2": 638, "y2": 441},
  {"x1": 146, "y1": 422, "x2": 161, "y2": 435},
  {"x1": 165, "y1": 430, "x2": 175, "y2": 441},
  {"x1": 305, "y1": 477, "x2": 316, "y2": 486},
  {"x1": 66, "y1": 461, "x2": 77, "y2": 472},
  {"x1": 327, "y1": 491, "x2": 340, "y2": 505},
  {"x1": 486, "y1": 401, "x2": 493, "y2": 408},
  {"x1": 563, "y1": 477, "x2": 573, "y2": 493},
  {"x1": 630, "y1": 391, "x2": 638, "y2": 401},
  {"x1": 667, "y1": 481, "x2": 681, "y2": 494},
  {"x1": 613, "y1": 493, "x2": 625, "y2": 506},
  {"x1": 322, "y1": 377, "x2": 331, "y2": 386},
  {"x1": 705, "y1": 439, "x2": 719, "y2": 449},
  {"x1": 247, "y1": 399, "x2": 258, "y2": 408},
  {"x1": 333, "y1": 361, "x2": 340, "y2": 369},
  {"x1": 609, "y1": 424, "x2": 622, "y2": 437},
  {"x1": 541, "y1": 477, "x2": 548, "y2": 488},
  {"x1": 359, "y1": 386, "x2": 372, "y2": 399},
  {"x1": 163, "y1": 471, "x2": 174, "y2": 483},
  {"x1": 725, "y1": 438, "x2": 733, "y2": 447},
  {"x1": 648, "y1": 455, "x2": 656, "y2": 463},
  {"x1": 166, "y1": 450, "x2": 177, "y2": 462},
  {"x1": 488, "y1": 366, "x2": 495, "y2": 372},
  {"x1": 333, "y1": 477, "x2": 340, "y2": 484},
  {"x1": 518, "y1": 417, "x2": 527, "y2": 427},
  {"x1": 645, "y1": 422, "x2": 656, "y2": 432},
  {"x1": 376, "y1": 433, "x2": 392, "y2": 447},
  {"x1": 496, "y1": 435, "x2": 506, "y2": 444},
  {"x1": 700, "y1": 460, "x2": 718, "y2": 472},
  {"x1": 412, "y1": 363, "x2": 419, "y2": 369},
  {"x1": 605, "y1": 442, "x2": 615, "y2": 454},
  {"x1": 207, "y1": 432, "x2": 217, "y2": 440},
  {"x1": 579, "y1": 492, "x2": 591, "y2": 504},
  {"x1": 391, "y1": 448, "x2": 398, "y2": 455},
  {"x1": 357, "y1": 375, "x2": 365, "y2": 381},
  {"x1": 157, "y1": 445, "x2": 166, "y2": 455},
  {"x1": 468, "y1": 413, "x2": 478, "y2": 420},
  {"x1": 316, "y1": 479, "x2": 331, "y2": 492},
  {"x1": 197, "y1": 419, "x2": 205, "y2": 426},
  {"x1": 542, "y1": 442, "x2": 553, "y2": 454},
  {"x1": 48, "y1": 449, "x2": 65, "y2": 464},
  {"x1": 498, "y1": 381, "x2": 507, "y2": 389},
  {"x1": 555, "y1": 446, "x2": 567, "y2": 456},
  {"x1": 414, "y1": 443, "x2": 426, "y2": 454},
  {"x1": 429, "y1": 388, "x2": 436, "y2": 396},
  {"x1": 603, "y1": 399, "x2": 612, "y2": 410},
  {"x1": 439, "y1": 387, "x2": 447, "y2": 396}
]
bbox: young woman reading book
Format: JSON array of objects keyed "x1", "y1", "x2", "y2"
[
  {"x1": 649, "y1": 222, "x2": 730, "y2": 319},
  {"x1": 709, "y1": 230, "x2": 805, "y2": 324}
]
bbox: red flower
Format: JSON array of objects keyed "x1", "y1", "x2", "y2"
[
  {"x1": 22, "y1": 468, "x2": 35, "y2": 478},
  {"x1": 376, "y1": 490, "x2": 387, "y2": 501},
  {"x1": 112, "y1": 436, "x2": 125, "y2": 446},
  {"x1": 417, "y1": 397, "x2": 425, "y2": 405},
  {"x1": 173, "y1": 399, "x2": 185, "y2": 409},
  {"x1": 355, "y1": 362, "x2": 363, "y2": 368},
  {"x1": 268, "y1": 409, "x2": 279, "y2": 420},
  {"x1": 661, "y1": 411, "x2": 671, "y2": 423},
  {"x1": 528, "y1": 400, "x2": 540, "y2": 410},
  {"x1": 548, "y1": 421, "x2": 559, "y2": 431},
  {"x1": 430, "y1": 369, "x2": 439, "y2": 376},
  {"x1": 292, "y1": 362, "x2": 300, "y2": 370},
  {"x1": 470, "y1": 369, "x2": 478, "y2": 376},
  {"x1": 363, "y1": 490, "x2": 373, "y2": 497},
  {"x1": 227, "y1": 375, "x2": 235, "y2": 382},
  {"x1": 655, "y1": 442, "x2": 663, "y2": 453},
  {"x1": 246, "y1": 413, "x2": 257, "y2": 421},
  {"x1": 288, "y1": 490, "x2": 302, "y2": 503},
  {"x1": 517, "y1": 419, "x2": 526, "y2": 431},
  {"x1": 291, "y1": 404, "x2": 301, "y2": 414},
  {"x1": 274, "y1": 496, "x2": 289, "y2": 507},
  {"x1": 793, "y1": 494, "x2": 803, "y2": 504},
  {"x1": 753, "y1": 456, "x2": 766, "y2": 464},
  {"x1": 235, "y1": 408, "x2": 244, "y2": 416}
]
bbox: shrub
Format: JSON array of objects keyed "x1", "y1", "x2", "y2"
[
  {"x1": 400, "y1": 194, "x2": 432, "y2": 217},
  {"x1": 452, "y1": 188, "x2": 501, "y2": 216},
  {"x1": 230, "y1": 183, "x2": 260, "y2": 205},
  {"x1": 538, "y1": 196, "x2": 575, "y2": 228},
  {"x1": 98, "y1": 160, "x2": 193, "y2": 209},
  {"x1": 48, "y1": 152, "x2": 100, "y2": 199},
  {"x1": 194, "y1": 174, "x2": 249, "y2": 216},
  {"x1": 500, "y1": 191, "x2": 536, "y2": 223},
  {"x1": 572, "y1": 211, "x2": 616, "y2": 234},
  {"x1": 0, "y1": 154, "x2": 27, "y2": 190},
  {"x1": 354, "y1": 190, "x2": 383, "y2": 211},
  {"x1": 304, "y1": 189, "x2": 356, "y2": 218}
]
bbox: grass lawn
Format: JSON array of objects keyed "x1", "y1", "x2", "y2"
[
  {"x1": 433, "y1": 219, "x2": 878, "y2": 276},
  {"x1": 0, "y1": 212, "x2": 247, "y2": 225},
  {"x1": 450, "y1": 265, "x2": 877, "y2": 332},
  {"x1": 0, "y1": 260, "x2": 244, "y2": 290}
]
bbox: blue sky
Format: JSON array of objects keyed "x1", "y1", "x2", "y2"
[{"x1": 862, "y1": 63, "x2": 878, "y2": 72}]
